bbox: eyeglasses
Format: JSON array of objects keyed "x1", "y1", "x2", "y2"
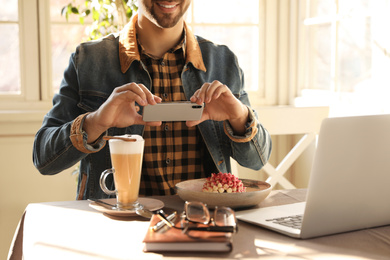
[{"x1": 155, "y1": 201, "x2": 237, "y2": 233}]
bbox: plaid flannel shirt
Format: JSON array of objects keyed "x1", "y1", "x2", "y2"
[{"x1": 139, "y1": 38, "x2": 205, "y2": 195}]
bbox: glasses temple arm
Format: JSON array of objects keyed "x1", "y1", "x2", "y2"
[
  {"x1": 187, "y1": 226, "x2": 236, "y2": 233},
  {"x1": 156, "y1": 210, "x2": 175, "y2": 228}
]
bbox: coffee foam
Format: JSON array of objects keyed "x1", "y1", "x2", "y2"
[{"x1": 109, "y1": 134, "x2": 144, "y2": 155}]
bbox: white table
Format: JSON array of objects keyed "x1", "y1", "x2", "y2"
[{"x1": 8, "y1": 189, "x2": 390, "y2": 260}]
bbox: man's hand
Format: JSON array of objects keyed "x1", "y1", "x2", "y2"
[
  {"x1": 83, "y1": 83, "x2": 162, "y2": 143},
  {"x1": 188, "y1": 80, "x2": 249, "y2": 135}
]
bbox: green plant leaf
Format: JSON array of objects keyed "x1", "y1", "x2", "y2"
[
  {"x1": 71, "y1": 7, "x2": 79, "y2": 14},
  {"x1": 92, "y1": 8, "x2": 100, "y2": 20},
  {"x1": 62, "y1": 0, "x2": 137, "y2": 41}
]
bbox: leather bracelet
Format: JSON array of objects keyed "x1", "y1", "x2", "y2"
[{"x1": 70, "y1": 112, "x2": 106, "y2": 153}]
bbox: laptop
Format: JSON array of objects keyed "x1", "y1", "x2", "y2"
[{"x1": 236, "y1": 114, "x2": 390, "y2": 239}]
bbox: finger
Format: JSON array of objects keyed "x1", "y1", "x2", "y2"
[
  {"x1": 204, "y1": 80, "x2": 225, "y2": 102},
  {"x1": 138, "y1": 84, "x2": 160, "y2": 105},
  {"x1": 190, "y1": 89, "x2": 202, "y2": 104},
  {"x1": 186, "y1": 119, "x2": 202, "y2": 128},
  {"x1": 211, "y1": 83, "x2": 228, "y2": 100},
  {"x1": 186, "y1": 112, "x2": 208, "y2": 127},
  {"x1": 116, "y1": 83, "x2": 160, "y2": 106},
  {"x1": 132, "y1": 113, "x2": 162, "y2": 126},
  {"x1": 195, "y1": 83, "x2": 210, "y2": 103},
  {"x1": 145, "y1": 121, "x2": 162, "y2": 126},
  {"x1": 116, "y1": 83, "x2": 147, "y2": 97},
  {"x1": 114, "y1": 83, "x2": 148, "y2": 106},
  {"x1": 153, "y1": 95, "x2": 162, "y2": 104}
]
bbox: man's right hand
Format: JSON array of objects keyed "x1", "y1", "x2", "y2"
[{"x1": 82, "y1": 83, "x2": 162, "y2": 143}]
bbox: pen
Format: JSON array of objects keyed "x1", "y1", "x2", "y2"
[{"x1": 152, "y1": 212, "x2": 177, "y2": 232}]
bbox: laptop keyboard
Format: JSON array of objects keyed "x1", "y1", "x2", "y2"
[{"x1": 266, "y1": 214, "x2": 303, "y2": 229}]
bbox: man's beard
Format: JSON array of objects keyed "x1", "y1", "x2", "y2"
[
  {"x1": 143, "y1": 0, "x2": 190, "y2": 28},
  {"x1": 150, "y1": 11, "x2": 182, "y2": 28}
]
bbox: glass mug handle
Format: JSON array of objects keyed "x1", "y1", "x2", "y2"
[{"x1": 99, "y1": 169, "x2": 116, "y2": 195}]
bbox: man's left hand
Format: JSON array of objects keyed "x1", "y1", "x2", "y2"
[{"x1": 188, "y1": 80, "x2": 249, "y2": 135}]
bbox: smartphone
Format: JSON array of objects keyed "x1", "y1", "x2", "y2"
[{"x1": 142, "y1": 101, "x2": 204, "y2": 122}]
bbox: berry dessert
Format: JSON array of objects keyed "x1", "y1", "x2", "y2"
[{"x1": 202, "y1": 172, "x2": 246, "y2": 193}]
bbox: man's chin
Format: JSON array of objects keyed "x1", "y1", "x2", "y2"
[{"x1": 153, "y1": 16, "x2": 182, "y2": 29}]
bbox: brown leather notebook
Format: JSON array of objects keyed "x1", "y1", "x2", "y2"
[{"x1": 143, "y1": 214, "x2": 232, "y2": 252}]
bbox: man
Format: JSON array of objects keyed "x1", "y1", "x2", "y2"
[{"x1": 33, "y1": 0, "x2": 272, "y2": 200}]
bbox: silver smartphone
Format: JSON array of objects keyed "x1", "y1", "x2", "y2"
[{"x1": 142, "y1": 101, "x2": 204, "y2": 122}]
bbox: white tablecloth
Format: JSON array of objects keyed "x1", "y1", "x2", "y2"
[{"x1": 8, "y1": 189, "x2": 390, "y2": 260}]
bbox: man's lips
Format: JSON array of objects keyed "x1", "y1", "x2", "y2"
[
  {"x1": 156, "y1": 2, "x2": 179, "y2": 11},
  {"x1": 158, "y1": 3, "x2": 177, "y2": 8}
]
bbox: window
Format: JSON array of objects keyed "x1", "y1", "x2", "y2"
[
  {"x1": 187, "y1": 0, "x2": 263, "y2": 99},
  {"x1": 0, "y1": 0, "x2": 88, "y2": 109},
  {"x1": 0, "y1": 0, "x2": 42, "y2": 110},
  {"x1": 296, "y1": 0, "x2": 390, "y2": 116},
  {"x1": 9, "y1": 1, "x2": 389, "y2": 115},
  {"x1": 0, "y1": 0, "x2": 267, "y2": 111},
  {"x1": 0, "y1": 0, "x2": 20, "y2": 94},
  {"x1": 49, "y1": 0, "x2": 89, "y2": 94},
  {"x1": 47, "y1": 0, "x2": 266, "y2": 104}
]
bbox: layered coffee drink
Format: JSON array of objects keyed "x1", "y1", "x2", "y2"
[
  {"x1": 100, "y1": 135, "x2": 144, "y2": 210},
  {"x1": 110, "y1": 153, "x2": 143, "y2": 206}
]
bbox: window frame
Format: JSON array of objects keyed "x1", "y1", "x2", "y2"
[
  {"x1": 0, "y1": 0, "x2": 46, "y2": 110},
  {"x1": 295, "y1": 0, "x2": 341, "y2": 104}
]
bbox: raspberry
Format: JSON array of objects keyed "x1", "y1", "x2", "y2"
[{"x1": 202, "y1": 172, "x2": 246, "y2": 193}]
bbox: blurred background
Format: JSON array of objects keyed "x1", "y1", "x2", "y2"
[{"x1": 1, "y1": 0, "x2": 390, "y2": 258}]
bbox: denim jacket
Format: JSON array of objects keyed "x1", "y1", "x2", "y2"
[{"x1": 33, "y1": 20, "x2": 272, "y2": 200}]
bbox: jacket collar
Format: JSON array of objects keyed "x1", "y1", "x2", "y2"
[{"x1": 119, "y1": 14, "x2": 206, "y2": 73}]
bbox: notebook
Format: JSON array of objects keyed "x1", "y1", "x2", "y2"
[
  {"x1": 143, "y1": 214, "x2": 232, "y2": 252},
  {"x1": 236, "y1": 114, "x2": 390, "y2": 239}
]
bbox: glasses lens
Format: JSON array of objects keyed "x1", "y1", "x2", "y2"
[
  {"x1": 214, "y1": 207, "x2": 237, "y2": 227},
  {"x1": 185, "y1": 201, "x2": 210, "y2": 224}
]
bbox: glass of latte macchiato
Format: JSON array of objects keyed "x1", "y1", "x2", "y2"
[{"x1": 99, "y1": 134, "x2": 144, "y2": 210}]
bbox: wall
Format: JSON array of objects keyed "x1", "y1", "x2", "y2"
[{"x1": 0, "y1": 112, "x2": 76, "y2": 260}]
